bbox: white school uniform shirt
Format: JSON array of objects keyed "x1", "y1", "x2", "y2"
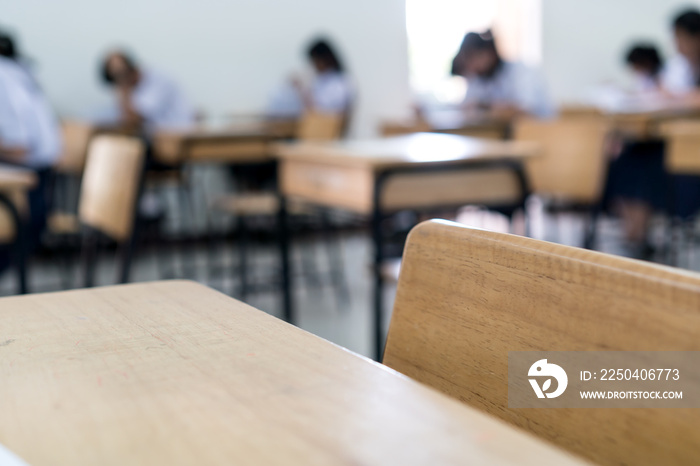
[
  {"x1": 310, "y1": 71, "x2": 353, "y2": 113},
  {"x1": 661, "y1": 55, "x2": 697, "y2": 95},
  {"x1": 0, "y1": 56, "x2": 61, "y2": 168},
  {"x1": 266, "y1": 71, "x2": 353, "y2": 118},
  {"x1": 104, "y1": 69, "x2": 195, "y2": 132},
  {"x1": 463, "y1": 61, "x2": 555, "y2": 118}
]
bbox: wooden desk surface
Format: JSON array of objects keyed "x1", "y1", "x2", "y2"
[
  {"x1": 0, "y1": 281, "x2": 586, "y2": 466},
  {"x1": 274, "y1": 133, "x2": 538, "y2": 170},
  {"x1": 0, "y1": 165, "x2": 36, "y2": 191},
  {"x1": 153, "y1": 121, "x2": 297, "y2": 165}
]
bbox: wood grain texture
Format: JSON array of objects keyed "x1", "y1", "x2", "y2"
[
  {"x1": 0, "y1": 281, "x2": 587, "y2": 466},
  {"x1": 78, "y1": 135, "x2": 145, "y2": 242},
  {"x1": 515, "y1": 116, "x2": 610, "y2": 204},
  {"x1": 384, "y1": 220, "x2": 700, "y2": 466}
]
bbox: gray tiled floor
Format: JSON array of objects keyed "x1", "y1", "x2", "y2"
[{"x1": 3, "y1": 201, "x2": 700, "y2": 359}]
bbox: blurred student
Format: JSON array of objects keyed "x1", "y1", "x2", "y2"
[
  {"x1": 662, "y1": 9, "x2": 700, "y2": 95},
  {"x1": 451, "y1": 31, "x2": 554, "y2": 119},
  {"x1": 267, "y1": 38, "x2": 353, "y2": 119},
  {"x1": 0, "y1": 31, "x2": 62, "y2": 270},
  {"x1": 605, "y1": 11, "x2": 700, "y2": 257},
  {"x1": 625, "y1": 44, "x2": 664, "y2": 92},
  {"x1": 99, "y1": 50, "x2": 195, "y2": 134}
]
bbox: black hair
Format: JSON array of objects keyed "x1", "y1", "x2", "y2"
[
  {"x1": 307, "y1": 38, "x2": 343, "y2": 72},
  {"x1": 674, "y1": 9, "x2": 700, "y2": 35},
  {"x1": 0, "y1": 31, "x2": 18, "y2": 60},
  {"x1": 451, "y1": 30, "x2": 501, "y2": 76},
  {"x1": 100, "y1": 51, "x2": 138, "y2": 85},
  {"x1": 625, "y1": 43, "x2": 663, "y2": 75}
]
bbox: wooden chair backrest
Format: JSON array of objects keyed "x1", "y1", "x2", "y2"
[
  {"x1": 54, "y1": 120, "x2": 95, "y2": 174},
  {"x1": 384, "y1": 220, "x2": 700, "y2": 466},
  {"x1": 658, "y1": 119, "x2": 700, "y2": 175},
  {"x1": 0, "y1": 190, "x2": 28, "y2": 244},
  {"x1": 78, "y1": 135, "x2": 145, "y2": 242},
  {"x1": 296, "y1": 112, "x2": 345, "y2": 141},
  {"x1": 514, "y1": 116, "x2": 610, "y2": 205}
]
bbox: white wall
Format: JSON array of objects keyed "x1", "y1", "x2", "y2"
[
  {"x1": 541, "y1": 0, "x2": 700, "y2": 103},
  {"x1": 4, "y1": 0, "x2": 413, "y2": 137}
]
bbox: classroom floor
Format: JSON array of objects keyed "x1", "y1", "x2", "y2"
[{"x1": 3, "y1": 202, "x2": 699, "y2": 359}]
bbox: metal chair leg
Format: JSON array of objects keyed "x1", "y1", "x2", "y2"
[
  {"x1": 238, "y1": 216, "x2": 249, "y2": 301},
  {"x1": 81, "y1": 229, "x2": 99, "y2": 288}
]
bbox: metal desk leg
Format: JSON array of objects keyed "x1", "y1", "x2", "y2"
[
  {"x1": 0, "y1": 193, "x2": 28, "y2": 294},
  {"x1": 372, "y1": 172, "x2": 389, "y2": 361},
  {"x1": 277, "y1": 193, "x2": 294, "y2": 323}
]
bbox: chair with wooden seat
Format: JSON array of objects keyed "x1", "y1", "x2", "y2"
[
  {"x1": 383, "y1": 219, "x2": 700, "y2": 466},
  {"x1": 657, "y1": 119, "x2": 700, "y2": 265},
  {"x1": 47, "y1": 120, "x2": 96, "y2": 236},
  {"x1": 210, "y1": 111, "x2": 349, "y2": 302},
  {"x1": 78, "y1": 135, "x2": 145, "y2": 287},
  {"x1": 514, "y1": 115, "x2": 610, "y2": 248},
  {"x1": 0, "y1": 174, "x2": 34, "y2": 294}
]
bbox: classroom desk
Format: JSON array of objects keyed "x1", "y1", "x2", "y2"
[
  {"x1": 0, "y1": 281, "x2": 587, "y2": 466},
  {"x1": 152, "y1": 120, "x2": 296, "y2": 165},
  {"x1": 382, "y1": 109, "x2": 510, "y2": 140},
  {"x1": 273, "y1": 133, "x2": 538, "y2": 358},
  {"x1": 0, "y1": 164, "x2": 37, "y2": 294}
]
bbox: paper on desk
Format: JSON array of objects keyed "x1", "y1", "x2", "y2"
[{"x1": 0, "y1": 443, "x2": 29, "y2": 466}]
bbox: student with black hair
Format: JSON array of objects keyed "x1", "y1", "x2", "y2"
[
  {"x1": 662, "y1": 9, "x2": 700, "y2": 94},
  {"x1": 0, "y1": 31, "x2": 61, "y2": 271},
  {"x1": 268, "y1": 38, "x2": 353, "y2": 118},
  {"x1": 605, "y1": 10, "x2": 700, "y2": 257},
  {"x1": 99, "y1": 50, "x2": 194, "y2": 133},
  {"x1": 292, "y1": 38, "x2": 353, "y2": 115},
  {"x1": 625, "y1": 43, "x2": 664, "y2": 92},
  {"x1": 451, "y1": 31, "x2": 553, "y2": 119}
]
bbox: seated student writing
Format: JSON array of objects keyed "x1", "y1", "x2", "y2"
[
  {"x1": 450, "y1": 31, "x2": 554, "y2": 119},
  {"x1": 267, "y1": 38, "x2": 353, "y2": 121},
  {"x1": 0, "y1": 31, "x2": 61, "y2": 272}
]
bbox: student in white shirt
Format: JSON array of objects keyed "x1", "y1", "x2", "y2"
[
  {"x1": 99, "y1": 50, "x2": 195, "y2": 134},
  {"x1": 268, "y1": 38, "x2": 353, "y2": 120},
  {"x1": 451, "y1": 31, "x2": 554, "y2": 119},
  {"x1": 0, "y1": 32, "x2": 62, "y2": 271},
  {"x1": 625, "y1": 44, "x2": 664, "y2": 93},
  {"x1": 662, "y1": 10, "x2": 700, "y2": 95}
]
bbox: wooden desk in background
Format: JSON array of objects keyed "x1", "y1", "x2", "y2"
[
  {"x1": 0, "y1": 164, "x2": 37, "y2": 294},
  {"x1": 382, "y1": 109, "x2": 511, "y2": 140},
  {"x1": 152, "y1": 120, "x2": 297, "y2": 165},
  {"x1": 273, "y1": 133, "x2": 539, "y2": 358},
  {"x1": 0, "y1": 281, "x2": 587, "y2": 466}
]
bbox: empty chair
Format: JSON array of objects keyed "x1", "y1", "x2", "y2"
[
  {"x1": 47, "y1": 120, "x2": 95, "y2": 236},
  {"x1": 383, "y1": 220, "x2": 700, "y2": 466},
  {"x1": 514, "y1": 115, "x2": 610, "y2": 248},
  {"x1": 210, "y1": 110, "x2": 349, "y2": 302},
  {"x1": 78, "y1": 135, "x2": 145, "y2": 287}
]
